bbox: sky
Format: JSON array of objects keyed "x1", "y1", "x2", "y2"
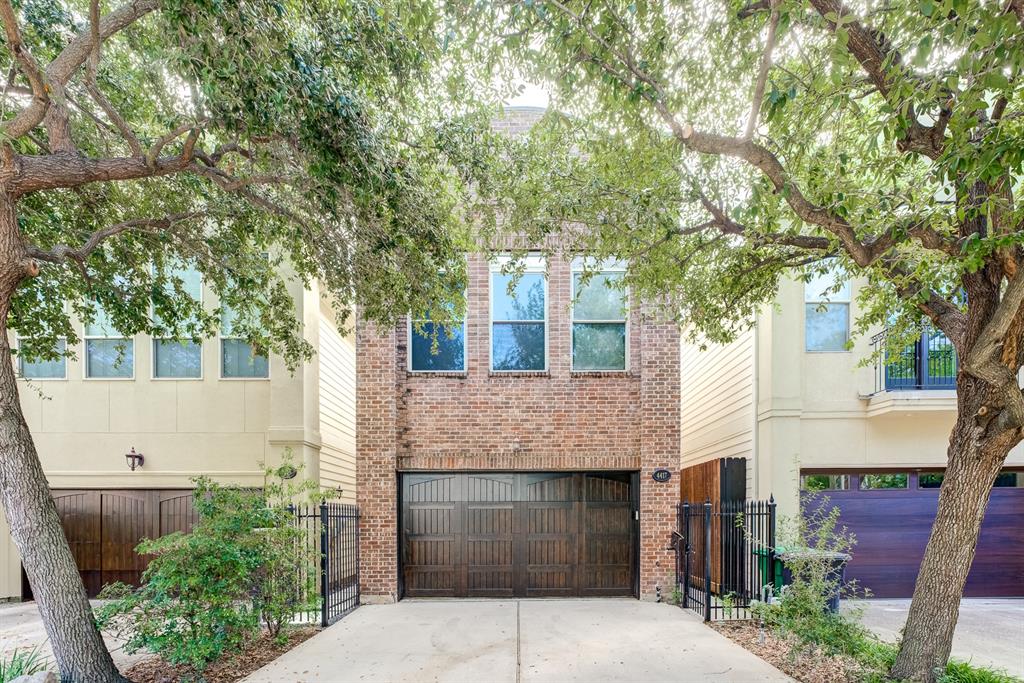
[{"x1": 506, "y1": 82, "x2": 550, "y2": 109}]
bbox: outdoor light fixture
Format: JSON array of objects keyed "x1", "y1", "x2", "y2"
[{"x1": 125, "y1": 447, "x2": 145, "y2": 471}]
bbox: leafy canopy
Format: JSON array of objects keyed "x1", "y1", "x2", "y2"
[
  {"x1": 451, "y1": 0, "x2": 1024, "y2": 349},
  {"x1": 5, "y1": 0, "x2": 510, "y2": 364}
]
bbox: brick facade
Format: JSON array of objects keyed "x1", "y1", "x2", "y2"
[{"x1": 356, "y1": 252, "x2": 680, "y2": 602}]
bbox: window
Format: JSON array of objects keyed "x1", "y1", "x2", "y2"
[
  {"x1": 17, "y1": 338, "x2": 67, "y2": 379},
  {"x1": 919, "y1": 472, "x2": 944, "y2": 489},
  {"x1": 409, "y1": 305, "x2": 466, "y2": 372},
  {"x1": 800, "y1": 474, "x2": 850, "y2": 491},
  {"x1": 84, "y1": 306, "x2": 134, "y2": 378},
  {"x1": 859, "y1": 473, "x2": 908, "y2": 490},
  {"x1": 490, "y1": 257, "x2": 546, "y2": 371},
  {"x1": 572, "y1": 261, "x2": 627, "y2": 371},
  {"x1": 220, "y1": 304, "x2": 269, "y2": 379},
  {"x1": 153, "y1": 264, "x2": 203, "y2": 379},
  {"x1": 805, "y1": 271, "x2": 851, "y2": 352},
  {"x1": 994, "y1": 471, "x2": 1022, "y2": 488}
]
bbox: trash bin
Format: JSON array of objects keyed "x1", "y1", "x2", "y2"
[
  {"x1": 777, "y1": 549, "x2": 852, "y2": 613},
  {"x1": 753, "y1": 546, "x2": 785, "y2": 595}
]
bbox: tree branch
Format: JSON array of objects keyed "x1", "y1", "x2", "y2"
[
  {"x1": 744, "y1": 0, "x2": 780, "y2": 140},
  {"x1": 0, "y1": 0, "x2": 48, "y2": 139},
  {"x1": 25, "y1": 212, "x2": 205, "y2": 265}
]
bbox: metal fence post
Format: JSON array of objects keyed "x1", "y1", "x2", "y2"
[
  {"x1": 320, "y1": 502, "x2": 329, "y2": 628},
  {"x1": 355, "y1": 510, "x2": 361, "y2": 606},
  {"x1": 703, "y1": 500, "x2": 712, "y2": 622},
  {"x1": 767, "y1": 495, "x2": 777, "y2": 597},
  {"x1": 682, "y1": 502, "x2": 690, "y2": 609}
]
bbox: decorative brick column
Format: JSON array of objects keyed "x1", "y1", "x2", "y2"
[
  {"x1": 639, "y1": 313, "x2": 681, "y2": 600},
  {"x1": 355, "y1": 320, "x2": 399, "y2": 603}
]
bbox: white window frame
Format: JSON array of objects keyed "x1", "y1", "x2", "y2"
[
  {"x1": 407, "y1": 301, "x2": 468, "y2": 374},
  {"x1": 15, "y1": 335, "x2": 68, "y2": 381},
  {"x1": 804, "y1": 271, "x2": 852, "y2": 353},
  {"x1": 570, "y1": 258, "x2": 629, "y2": 372},
  {"x1": 218, "y1": 301, "x2": 271, "y2": 381},
  {"x1": 489, "y1": 255, "x2": 548, "y2": 373},
  {"x1": 82, "y1": 308, "x2": 135, "y2": 380},
  {"x1": 151, "y1": 263, "x2": 204, "y2": 381}
]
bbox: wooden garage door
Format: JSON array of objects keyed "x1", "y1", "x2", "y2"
[
  {"x1": 401, "y1": 472, "x2": 637, "y2": 598},
  {"x1": 803, "y1": 472, "x2": 1024, "y2": 598},
  {"x1": 50, "y1": 489, "x2": 197, "y2": 598}
]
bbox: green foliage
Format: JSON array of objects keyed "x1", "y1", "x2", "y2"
[
  {"x1": 95, "y1": 451, "x2": 320, "y2": 673},
  {"x1": 938, "y1": 661, "x2": 1022, "y2": 683},
  {"x1": 0, "y1": 646, "x2": 49, "y2": 682},
  {"x1": 6, "y1": 0, "x2": 518, "y2": 367},
  {"x1": 448, "y1": 0, "x2": 1024, "y2": 350}
]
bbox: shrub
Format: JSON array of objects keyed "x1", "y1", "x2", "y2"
[
  {"x1": 0, "y1": 646, "x2": 49, "y2": 682},
  {"x1": 96, "y1": 451, "x2": 320, "y2": 674}
]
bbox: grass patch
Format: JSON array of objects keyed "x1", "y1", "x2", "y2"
[{"x1": 0, "y1": 645, "x2": 49, "y2": 683}]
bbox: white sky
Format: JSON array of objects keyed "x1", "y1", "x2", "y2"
[{"x1": 506, "y1": 82, "x2": 550, "y2": 109}]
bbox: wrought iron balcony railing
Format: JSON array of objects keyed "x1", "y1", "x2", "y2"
[{"x1": 871, "y1": 327, "x2": 957, "y2": 394}]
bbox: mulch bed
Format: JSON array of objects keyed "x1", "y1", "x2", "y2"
[
  {"x1": 711, "y1": 620, "x2": 865, "y2": 683},
  {"x1": 124, "y1": 628, "x2": 317, "y2": 683}
]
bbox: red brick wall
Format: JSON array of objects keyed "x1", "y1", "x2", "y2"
[{"x1": 357, "y1": 252, "x2": 680, "y2": 601}]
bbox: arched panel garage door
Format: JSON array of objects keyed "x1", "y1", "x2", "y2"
[{"x1": 400, "y1": 472, "x2": 639, "y2": 598}]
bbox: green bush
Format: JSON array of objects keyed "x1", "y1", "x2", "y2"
[
  {"x1": 0, "y1": 646, "x2": 49, "y2": 682},
  {"x1": 96, "y1": 451, "x2": 320, "y2": 675},
  {"x1": 938, "y1": 661, "x2": 1021, "y2": 683}
]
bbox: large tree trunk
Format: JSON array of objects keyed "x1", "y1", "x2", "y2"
[
  {"x1": 0, "y1": 194, "x2": 125, "y2": 682},
  {"x1": 891, "y1": 376, "x2": 1017, "y2": 682}
]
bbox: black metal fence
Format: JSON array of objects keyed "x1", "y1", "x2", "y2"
[
  {"x1": 872, "y1": 327, "x2": 957, "y2": 393},
  {"x1": 291, "y1": 502, "x2": 360, "y2": 627},
  {"x1": 674, "y1": 498, "x2": 776, "y2": 621}
]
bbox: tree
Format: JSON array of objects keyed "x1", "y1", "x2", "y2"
[
  {"x1": 452, "y1": 0, "x2": 1024, "y2": 680},
  {"x1": 0, "y1": 0, "x2": 496, "y2": 679}
]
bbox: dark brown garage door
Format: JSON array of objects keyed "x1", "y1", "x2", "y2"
[
  {"x1": 400, "y1": 472, "x2": 638, "y2": 598},
  {"x1": 39, "y1": 489, "x2": 198, "y2": 598},
  {"x1": 802, "y1": 471, "x2": 1024, "y2": 598}
]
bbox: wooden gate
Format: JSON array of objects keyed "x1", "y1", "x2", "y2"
[{"x1": 400, "y1": 472, "x2": 637, "y2": 598}]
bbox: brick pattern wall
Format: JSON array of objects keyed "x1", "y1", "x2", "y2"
[{"x1": 357, "y1": 249, "x2": 681, "y2": 601}]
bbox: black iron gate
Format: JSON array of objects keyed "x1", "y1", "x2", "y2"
[
  {"x1": 674, "y1": 498, "x2": 776, "y2": 621},
  {"x1": 292, "y1": 502, "x2": 360, "y2": 626}
]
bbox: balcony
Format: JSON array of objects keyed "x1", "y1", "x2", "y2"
[{"x1": 866, "y1": 328, "x2": 957, "y2": 415}]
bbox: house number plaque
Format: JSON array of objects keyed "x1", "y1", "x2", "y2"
[{"x1": 652, "y1": 468, "x2": 672, "y2": 483}]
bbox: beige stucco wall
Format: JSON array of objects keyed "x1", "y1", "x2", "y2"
[
  {"x1": 0, "y1": 275, "x2": 357, "y2": 599},
  {"x1": 681, "y1": 275, "x2": 1024, "y2": 518}
]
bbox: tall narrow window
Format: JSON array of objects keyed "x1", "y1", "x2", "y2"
[
  {"x1": 805, "y1": 271, "x2": 851, "y2": 352},
  {"x1": 490, "y1": 257, "x2": 546, "y2": 371},
  {"x1": 153, "y1": 263, "x2": 203, "y2": 378},
  {"x1": 18, "y1": 338, "x2": 67, "y2": 379},
  {"x1": 572, "y1": 261, "x2": 627, "y2": 371},
  {"x1": 84, "y1": 307, "x2": 134, "y2": 378},
  {"x1": 220, "y1": 303, "x2": 269, "y2": 378},
  {"x1": 410, "y1": 305, "x2": 466, "y2": 372}
]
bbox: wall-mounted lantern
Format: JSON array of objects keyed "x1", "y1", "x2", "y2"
[{"x1": 125, "y1": 447, "x2": 145, "y2": 471}]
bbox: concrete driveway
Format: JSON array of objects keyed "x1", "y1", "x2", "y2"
[
  {"x1": 848, "y1": 599, "x2": 1024, "y2": 678},
  {"x1": 243, "y1": 599, "x2": 790, "y2": 683}
]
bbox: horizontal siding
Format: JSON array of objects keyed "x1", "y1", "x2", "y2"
[
  {"x1": 319, "y1": 317, "x2": 356, "y2": 503},
  {"x1": 681, "y1": 330, "x2": 754, "y2": 488}
]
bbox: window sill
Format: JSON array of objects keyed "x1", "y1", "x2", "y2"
[
  {"x1": 407, "y1": 371, "x2": 468, "y2": 379},
  {"x1": 570, "y1": 370, "x2": 632, "y2": 378},
  {"x1": 488, "y1": 371, "x2": 550, "y2": 378}
]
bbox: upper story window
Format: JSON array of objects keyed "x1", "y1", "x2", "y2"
[
  {"x1": 804, "y1": 270, "x2": 851, "y2": 352},
  {"x1": 490, "y1": 256, "x2": 546, "y2": 372},
  {"x1": 220, "y1": 303, "x2": 269, "y2": 379},
  {"x1": 409, "y1": 304, "x2": 466, "y2": 372},
  {"x1": 153, "y1": 263, "x2": 203, "y2": 379},
  {"x1": 84, "y1": 306, "x2": 134, "y2": 379},
  {"x1": 17, "y1": 338, "x2": 67, "y2": 380},
  {"x1": 571, "y1": 260, "x2": 627, "y2": 371}
]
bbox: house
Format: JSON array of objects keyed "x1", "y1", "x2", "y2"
[
  {"x1": 680, "y1": 271, "x2": 1024, "y2": 597},
  {"x1": 0, "y1": 267, "x2": 356, "y2": 600},
  {"x1": 356, "y1": 252, "x2": 681, "y2": 601}
]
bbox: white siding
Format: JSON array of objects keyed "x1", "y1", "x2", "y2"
[
  {"x1": 680, "y1": 329, "x2": 755, "y2": 497},
  {"x1": 318, "y1": 314, "x2": 357, "y2": 503}
]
